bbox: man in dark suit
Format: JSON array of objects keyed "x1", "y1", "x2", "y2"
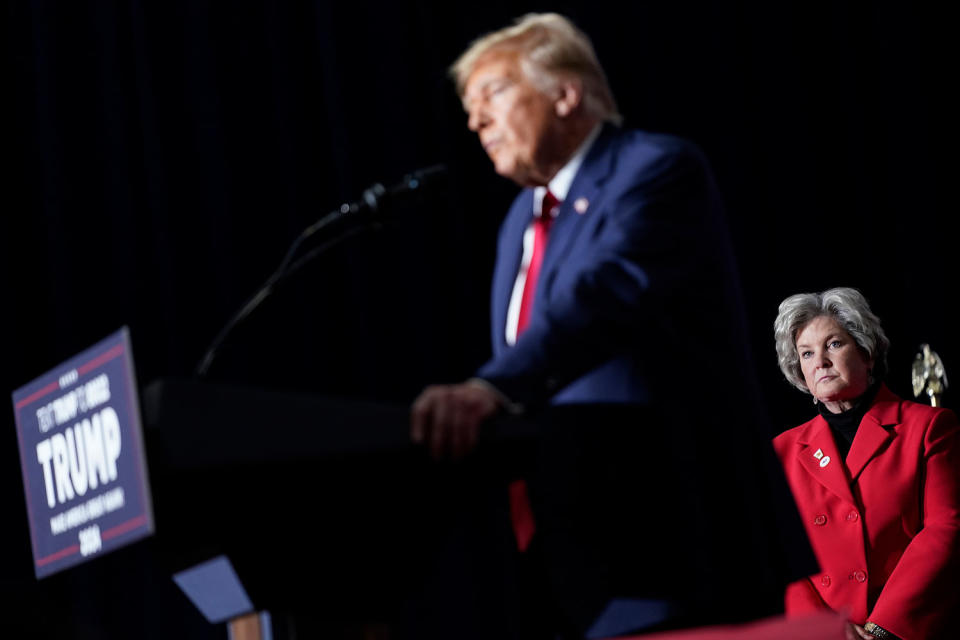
[{"x1": 411, "y1": 12, "x2": 814, "y2": 639}]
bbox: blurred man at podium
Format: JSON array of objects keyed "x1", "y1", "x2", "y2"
[{"x1": 411, "y1": 13, "x2": 813, "y2": 640}]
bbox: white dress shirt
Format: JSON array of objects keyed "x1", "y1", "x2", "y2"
[{"x1": 504, "y1": 124, "x2": 602, "y2": 346}]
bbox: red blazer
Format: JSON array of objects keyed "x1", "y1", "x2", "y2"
[{"x1": 773, "y1": 385, "x2": 960, "y2": 640}]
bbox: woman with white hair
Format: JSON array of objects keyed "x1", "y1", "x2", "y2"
[{"x1": 772, "y1": 287, "x2": 960, "y2": 640}]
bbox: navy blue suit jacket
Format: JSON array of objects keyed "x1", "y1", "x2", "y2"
[
  {"x1": 477, "y1": 124, "x2": 748, "y2": 410},
  {"x1": 474, "y1": 125, "x2": 816, "y2": 633}
]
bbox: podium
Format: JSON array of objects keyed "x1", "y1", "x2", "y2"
[
  {"x1": 140, "y1": 377, "x2": 536, "y2": 638},
  {"x1": 141, "y1": 379, "x2": 816, "y2": 639}
]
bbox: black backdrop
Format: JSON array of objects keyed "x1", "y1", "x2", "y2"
[{"x1": 2, "y1": 1, "x2": 956, "y2": 638}]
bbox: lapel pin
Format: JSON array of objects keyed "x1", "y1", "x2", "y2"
[
  {"x1": 574, "y1": 197, "x2": 589, "y2": 214},
  {"x1": 813, "y1": 448, "x2": 831, "y2": 467}
]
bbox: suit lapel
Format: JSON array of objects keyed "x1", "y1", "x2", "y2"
[
  {"x1": 539, "y1": 126, "x2": 619, "y2": 279},
  {"x1": 495, "y1": 126, "x2": 620, "y2": 343},
  {"x1": 845, "y1": 385, "x2": 900, "y2": 482},
  {"x1": 797, "y1": 418, "x2": 856, "y2": 505},
  {"x1": 492, "y1": 190, "x2": 535, "y2": 353}
]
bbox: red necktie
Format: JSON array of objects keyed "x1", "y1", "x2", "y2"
[
  {"x1": 515, "y1": 190, "x2": 558, "y2": 337},
  {"x1": 509, "y1": 190, "x2": 559, "y2": 552}
]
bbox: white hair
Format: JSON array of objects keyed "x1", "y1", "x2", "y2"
[{"x1": 774, "y1": 287, "x2": 889, "y2": 393}]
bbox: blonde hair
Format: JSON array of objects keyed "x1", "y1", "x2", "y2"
[{"x1": 450, "y1": 13, "x2": 622, "y2": 125}]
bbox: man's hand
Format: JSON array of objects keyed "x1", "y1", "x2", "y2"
[{"x1": 410, "y1": 381, "x2": 503, "y2": 459}]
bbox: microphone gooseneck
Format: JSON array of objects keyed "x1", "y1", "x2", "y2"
[{"x1": 194, "y1": 164, "x2": 448, "y2": 378}]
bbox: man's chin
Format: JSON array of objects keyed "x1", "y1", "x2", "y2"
[{"x1": 492, "y1": 162, "x2": 525, "y2": 185}]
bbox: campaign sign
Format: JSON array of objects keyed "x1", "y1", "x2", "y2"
[{"x1": 11, "y1": 327, "x2": 154, "y2": 579}]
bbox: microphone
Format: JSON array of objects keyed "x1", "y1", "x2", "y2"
[
  {"x1": 390, "y1": 163, "x2": 448, "y2": 194},
  {"x1": 304, "y1": 163, "x2": 448, "y2": 235}
]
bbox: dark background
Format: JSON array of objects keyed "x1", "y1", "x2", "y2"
[{"x1": 2, "y1": 1, "x2": 956, "y2": 637}]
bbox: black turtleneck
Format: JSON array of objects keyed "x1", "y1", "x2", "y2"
[{"x1": 817, "y1": 382, "x2": 882, "y2": 460}]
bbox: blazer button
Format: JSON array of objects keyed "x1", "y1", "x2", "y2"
[
  {"x1": 846, "y1": 510, "x2": 859, "y2": 522},
  {"x1": 814, "y1": 514, "x2": 827, "y2": 526},
  {"x1": 821, "y1": 575, "x2": 831, "y2": 587},
  {"x1": 853, "y1": 570, "x2": 867, "y2": 583}
]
